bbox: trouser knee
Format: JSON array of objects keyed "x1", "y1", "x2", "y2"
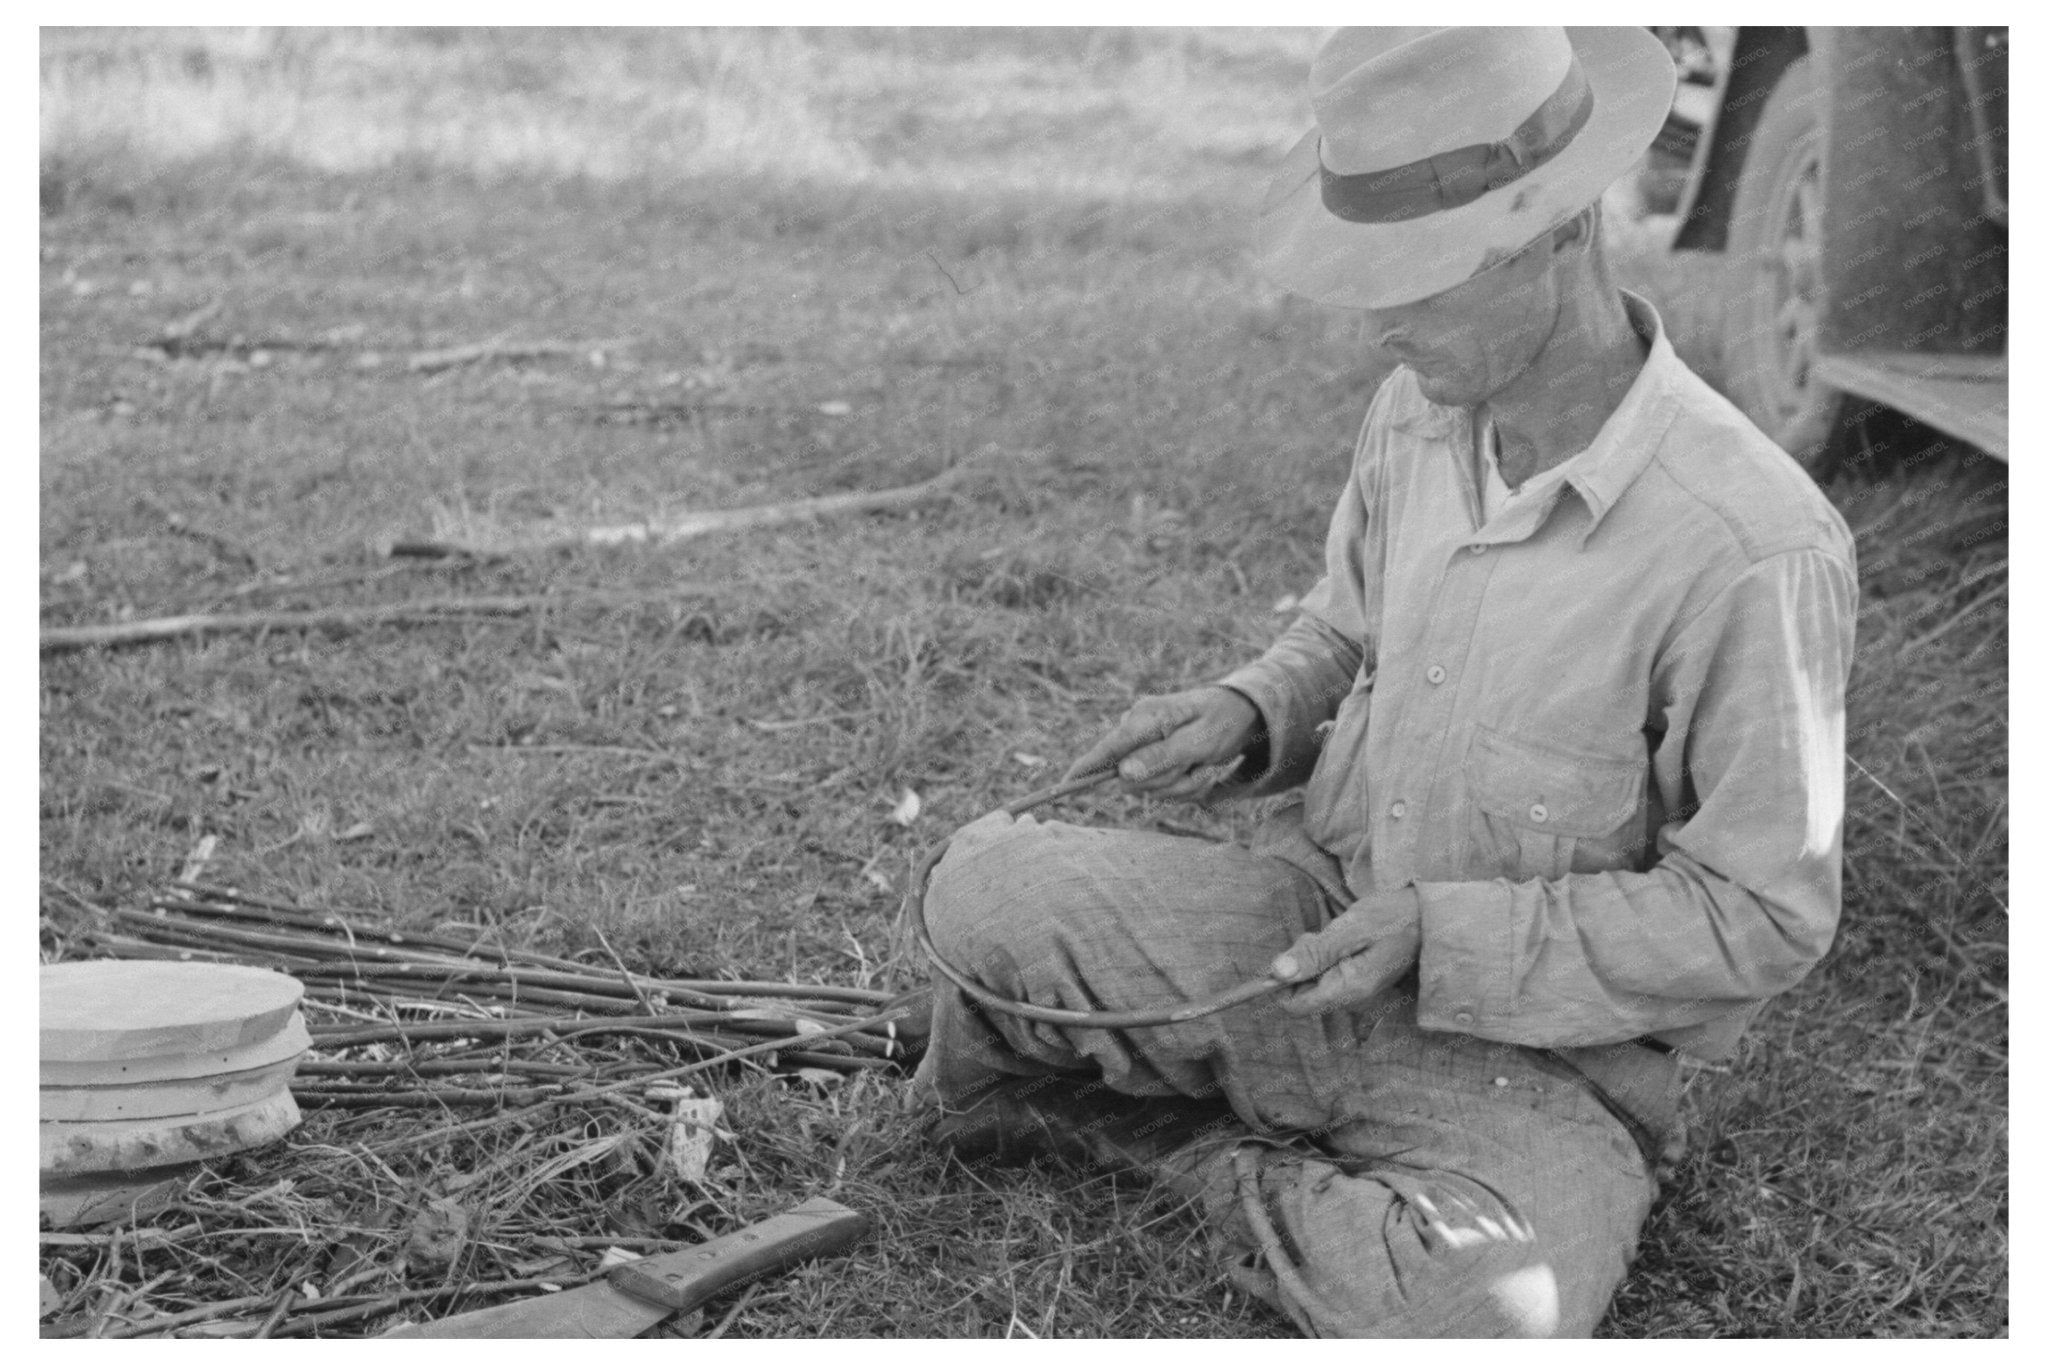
[{"x1": 919, "y1": 815, "x2": 1075, "y2": 969}]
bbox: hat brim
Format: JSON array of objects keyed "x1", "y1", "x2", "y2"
[{"x1": 1252, "y1": 26, "x2": 1676, "y2": 310}]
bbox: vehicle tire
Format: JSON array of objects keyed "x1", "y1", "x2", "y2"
[{"x1": 1722, "y1": 54, "x2": 1842, "y2": 477}]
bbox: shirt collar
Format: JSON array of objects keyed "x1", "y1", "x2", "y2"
[
  {"x1": 1557, "y1": 290, "x2": 1681, "y2": 543},
  {"x1": 1409, "y1": 290, "x2": 1681, "y2": 547}
]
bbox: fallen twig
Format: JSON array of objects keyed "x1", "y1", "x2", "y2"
[
  {"x1": 40, "y1": 1226, "x2": 203, "y2": 1251},
  {"x1": 142, "y1": 494, "x2": 261, "y2": 570},
  {"x1": 533, "y1": 1234, "x2": 685, "y2": 1253},
  {"x1": 596, "y1": 927, "x2": 660, "y2": 1014},
  {"x1": 151, "y1": 298, "x2": 224, "y2": 347},
  {"x1": 253, "y1": 1289, "x2": 296, "y2": 1340},
  {"x1": 209, "y1": 557, "x2": 476, "y2": 603},
  {"x1": 81, "y1": 1289, "x2": 273, "y2": 1340},
  {"x1": 292, "y1": 1086, "x2": 554, "y2": 1109},
  {"x1": 41, "y1": 594, "x2": 587, "y2": 654},
  {"x1": 293, "y1": 1058, "x2": 597, "y2": 1080},
  {"x1": 152, "y1": 885, "x2": 576, "y2": 966},
  {"x1": 391, "y1": 456, "x2": 989, "y2": 558},
  {"x1": 304, "y1": 1014, "x2": 883, "y2": 1062},
  {"x1": 406, "y1": 336, "x2": 635, "y2": 374},
  {"x1": 360, "y1": 1009, "x2": 908, "y2": 1150},
  {"x1": 555, "y1": 1010, "x2": 911, "y2": 1103}
]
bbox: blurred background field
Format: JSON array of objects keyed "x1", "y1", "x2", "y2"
[
  {"x1": 40, "y1": 27, "x2": 2004, "y2": 1338},
  {"x1": 42, "y1": 27, "x2": 1309, "y2": 195}
]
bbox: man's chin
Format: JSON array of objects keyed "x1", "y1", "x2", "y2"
[{"x1": 1407, "y1": 368, "x2": 1475, "y2": 407}]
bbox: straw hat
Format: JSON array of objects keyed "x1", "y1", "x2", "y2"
[{"x1": 1254, "y1": 27, "x2": 1675, "y2": 309}]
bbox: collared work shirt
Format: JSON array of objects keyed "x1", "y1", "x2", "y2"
[
  {"x1": 1220, "y1": 294, "x2": 1857, "y2": 1060},
  {"x1": 1478, "y1": 417, "x2": 1583, "y2": 522}
]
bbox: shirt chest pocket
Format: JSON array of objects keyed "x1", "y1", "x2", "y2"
[{"x1": 1464, "y1": 727, "x2": 1647, "y2": 879}]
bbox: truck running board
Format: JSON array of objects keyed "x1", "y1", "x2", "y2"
[{"x1": 1815, "y1": 351, "x2": 2008, "y2": 460}]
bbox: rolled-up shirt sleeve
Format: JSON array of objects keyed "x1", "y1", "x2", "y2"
[{"x1": 1414, "y1": 546, "x2": 1858, "y2": 1051}]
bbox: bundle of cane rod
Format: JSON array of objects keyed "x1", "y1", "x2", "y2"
[
  {"x1": 44, "y1": 885, "x2": 918, "y2": 1339},
  {"x1": 91, "y1": 884, "x2": 915, "y2": 1115}
]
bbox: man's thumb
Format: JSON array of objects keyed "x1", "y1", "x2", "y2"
[{"x1": 1271, "y1": 912, "x2": 1376, "y2": 982}]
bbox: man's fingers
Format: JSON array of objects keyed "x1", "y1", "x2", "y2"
[
  {"x1": 1064, "y1": 728, "x2": 1140, "y2": 782},
  {"x1": 1269, "y1": 909, "x2": 1380, "y2": 983},
  {"x1": 1154, "y1": 762, "x2": 1225, "y2": 801},
  {"x1": 1277, "y1": 937, "x2": 1407, "y2": 1016},
  {"x1": 1062, "y1": 746, "x2": 1117, "y2": 783},
  {"x1": 1064, "y1": 701, "x2": 1190, "y2": 782},
  {"x1": 1065, "y1": 689, "x2": 1258, "y2": 787},
  {"x1": 1116, "y1": 731, "x2": 1204, "y2": 783},
  {"x1": 1114, "y1": 711, "x2": 1216, "y2": 783},
  {"x1": 1153, "y1": 756, "x2": 1243, "y2": 804},
  {"x1": 1065, "y1": 728, "x2": 1150, "y2": 782}
]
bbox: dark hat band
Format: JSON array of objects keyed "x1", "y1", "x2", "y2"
[{"x1": 1318, "y1": 57, "x2": 1595, "y2": 224}]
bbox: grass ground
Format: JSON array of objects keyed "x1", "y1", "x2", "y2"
[{"x1": 40, "y1": 28, "x2": 2006, "y2": 1337}]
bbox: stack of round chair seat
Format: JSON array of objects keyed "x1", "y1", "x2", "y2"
[{"x1": 40, "y1": 961, "x2": 308, "y2": 1210}]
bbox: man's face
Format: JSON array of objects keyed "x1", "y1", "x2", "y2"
[{"x1": 1359, "y1": 234, "x2": 1565, "y2": 408}]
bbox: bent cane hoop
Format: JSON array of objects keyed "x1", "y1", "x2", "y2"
[{"x1": 901, "y1": 771, "x2": 1292, "y2": 1029}]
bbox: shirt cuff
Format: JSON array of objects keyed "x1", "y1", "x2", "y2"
[
  {"x1": 1412, "y1": 878, "x2": 1515, "y2": 1036},
  {"x1": 1209, "y1": 662, "x2": 1329, "y2": 799}
]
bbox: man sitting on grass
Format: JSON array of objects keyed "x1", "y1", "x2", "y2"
[{"x1": 910, "y1": 26, "x2": 1856, "y2": 1338}]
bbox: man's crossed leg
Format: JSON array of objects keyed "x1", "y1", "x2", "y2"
[{"x1": 911, "y1": 812, "x2": 1660, "y2": 1338}]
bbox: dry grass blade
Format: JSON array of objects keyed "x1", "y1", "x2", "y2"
[
  {"x1": 1845, "y1": 754, "x2": 2007, "y2": 915},
  {"x1": 39, "y1": 594, "x2": 672, "y2": 654}
]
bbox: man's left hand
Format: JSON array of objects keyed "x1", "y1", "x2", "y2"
[{"x1": 1269, "y1": 888, "x2": 1423, "y2": 1015}]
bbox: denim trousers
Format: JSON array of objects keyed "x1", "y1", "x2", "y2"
[{"x1": 910, "y1": 811, "x2": 1675, "y2": 1338}]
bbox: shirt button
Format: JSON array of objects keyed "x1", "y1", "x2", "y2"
[
  {"x1": 1389, "y1": 800, "x2": 1408, "y2": 820},
  {"x1": 1528, "y1": 803, "x2": 1549, "y2": 824},
  {"x1": 1425, "y1": 664, "x2": 1447, "y2": 685},
  {"x1": 1493, "y1": 1076, "x2": 1511, "y2": 1088},
  {"x1": 1454, "y1": 1010, "x2": 1476, "y2": 1027}
]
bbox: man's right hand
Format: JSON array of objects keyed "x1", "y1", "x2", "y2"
[{"x1": 1063, "y1": 687, "x2": 1263, "y2": 800}]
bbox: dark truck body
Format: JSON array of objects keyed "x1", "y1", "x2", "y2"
[{"x1": 1660, "y1": 26, "x2": 2007, "y2": 469}]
